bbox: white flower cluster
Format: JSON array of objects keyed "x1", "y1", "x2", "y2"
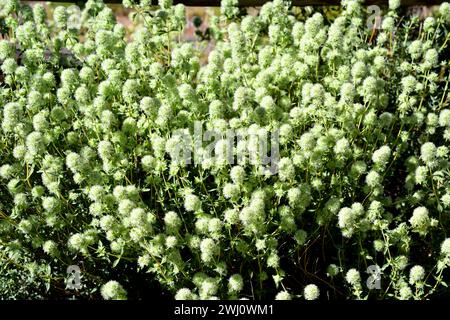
[{"x1": 0, "y1": 0, "x2": 449, "y2": 301}]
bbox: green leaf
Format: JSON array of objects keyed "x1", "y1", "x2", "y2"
[{"x1": 112, "y1": 257, "x2": 121, "y2": 268}]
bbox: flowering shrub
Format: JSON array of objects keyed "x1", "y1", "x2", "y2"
[{"x1": 0, "y1": 0, "x2": 450, "y2": 300}]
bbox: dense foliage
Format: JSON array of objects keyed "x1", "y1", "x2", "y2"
[{"x1": 0, "y1": 0, "x2": 450, "y2": 300}]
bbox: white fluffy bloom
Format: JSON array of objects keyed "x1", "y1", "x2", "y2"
[
  {"x1": 420, "y1": 142, "x2": 436, "y2": 166},
  {"x1": 175, "y1": 288, "x2": 194, "y2": 300},
  {"x1": 345, "y1": 269, "x2": 361, "y2": 286},
  {"x1": 441, "y1": 194, "x2": 450, "y2": 208},
  {"x1": 228, "y1": 274, "x2": 244, "y2": 293},
  {"x1": 100, "y1": 281, "x2": 127, "y2": 300},
  {"x1": 0, "y1": 164, "x2": 13, "y2": 180},
  {"x1": 208, "y1": 218, "x2": 222, "y2": 234},
  {"x1": 334, "y1": 138, "x2": 350, "y2": 155},
  {"x1": 223, "y1": 183, "x2": 240, "y2": 200},
  {"x1": 414, "y1": 166, "x2": 428, "y2": 185},
  {"x1": 365, "y1": 170, "x2": 381, "y2": 188},
  {"x1": 275, "y1": 291, "x2": 291, "y2": 300},
  {"x1": 42, "y1": 240, "x2": 58, "y2": 256},
  {"x1": 304, "y1": 284, "x2": 320, "y2": 300},
  {"x1": 372, "y1": 145, "x2": 391, "y2": 166},
  {"x1": 230, "y1": 165, "x2": 245, "y2": 185},
  {"x1": 200, "y1": 238, "x2": 217, "y2": 263},
  {"x1": 184, "y1": 194, "x2": 201, "y2": 212},
  {"x1": 164, "y1": 211, "x2": 181, "y2": 231},
  {"x1": 439, "y1": 109, "x2": 450, "y2": 127},
  {"x1": 399, "y1": 286, "x2": 413, "y2": 300},
  {"x1": 338, "y1": 207, "x2": 354, "y2": 229},
  {"x1": 278, "y1": 157, "x2": 295, "y2": 182},
  {"x1": 68, "y1": 233, "x2": 85, "y2": 251},
  {"x1": 409, "y1": 206, "x2": 430, "y2": 235},
  {"x1": 98, "y1": 140, "x2": 114, "y2": 161},
  {"x1": 200, "y1": 277, "x2": 218, "y2": 298},
  {"x1": 441, "y1": 238, "x2": 450, "y2": 256},
  {"x1": 224, "y1": 209, "x2": 239, "y2": 225},
  {"x1": 409, "y1": 265, "x2": 425, "y2": 284},
  {"x1": 389, "y1": 0, "x2": 401, "y2": 10}
]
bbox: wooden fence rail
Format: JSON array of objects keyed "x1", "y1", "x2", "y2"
[{"x1": 25, "y1": 1, "x2": 448, "y2": 6}]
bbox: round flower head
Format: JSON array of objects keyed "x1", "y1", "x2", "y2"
[
  {"x1": 441, "y1": 238, "x2": 450, "y2": 256},
  {"x1": 31, "y1": 186, "x2": 45, "y2": 199},
  {"x1": 164, "y1": 211, "x2": 181, "y2": 231},
  {"x1": 68, "y1": 233, "x2": 86, "y2": 252},
  {"x1": 42, "y1": 197, "x2": 60, "y2": 214},
  {"x1": 33, "y1": 112, "x2": 49, "y2": 132},
  {"x1": 53, "y1": 6, "x2": 68, "y2": 28},
  {"x1": 441, "y1": 194, "x2": 450, "y2": 208},
  {"x1": 2, "y1": 58, "x2": 17, "y2": 75},
  {"x1": 334, "y1": 138, "x2": 350, "y2": 155},
  {"x1": 224, "y1": 209, "x2": 239, "y2": 225},
  {"x1": 18, "y1": 219, "x2": 33, "y2": 234},
  {"x1": 365, "y1": 170, "x2": 381, "y2": 188},
  {"x1": 372, "y1": 145, "x2": 391, "y2": 167},
  {"x1": 208, "y1": 218, "x2": 222, "y2": 234},
  {"x1": 184, "y1": 194, "x2": 201, "y2": 212},
  {"x1": 14, "y1": 193, "x2": 28, "y2": 208},
  {"x1": 97, "y1": 140, "x2": 114, "y2": 162},
  {"x1": 340, "y1": 83, "x2": 355, "y2": 102},
  {"x1": 195, "y1": 217, "x2": 210, "y2": 234},
  {"x1": 304, "y1": 284, "x2": 320, "y2": 300},
  {"x1": 266, "y1": 252, "x2": 279, "y2": 268},
  {"x1": 275, "y1": 291, "x2": 291, "y2": 300},
  {"x1": 200, "y1": 238, "x2": 217, "y2": 263},
  {"x1": 26, "y1": 131, "x2": 46, "y2": 157},
  {"x1": 346, "y1": 269, "x2": 361, "y2": 286},
  {"x1": 175, "y1": 288, "x2": 194, "y2": 300},
  {"x1": 42, "y1": 240, "x2": 58, "y2": 257},
  {"x1": 199, "y1": 277, "x2": 218, "y2": 299},
  {"x1": 439, "y1": 2, "x2": 450, "y2": 16},
  {"x1": 398, "y1": 286, "x2": 413, "y2": 300},
  {"x1": 100, "y1": 281, "x2": 127, "y2": 300},
  {"x1": 424, "y1": 49, "x2": 438, "y2": 68},
  {"x1": 439, "y1": 109, "x2": 450, "y2": 127},
  {"x1": 165, "y1": 236, "x2": 178, "y2": 249},
  {"x1": 209, "y1": 100, "x2": 224, "y2": 119},
  {"x1": 389, "y1": 0, "x2": 401, "y2": 10},
  {"x1": 423, "y1": 17, "x2": 436, "y2": 33},
  {"x1": 223, "y1": 183, "x2": 240, "y2": 200},
  {"x1": 409, "y1": 206, "x2": 430, "y2": 235},
  {"x1": 327, "y1": 264, "x2": 340, "y2": 277},
  {"x1": 0, "y1": 40, "x2": 13, "y2": 61},
  {"x1": 294, "y1": 229, "x2": 308, "y2": 246},
  {"x1": 0, "y1": 164, "x2": 14, "y2": 180},
  {"x1": 414, "y1": 166, "x2": 428, "y2": 185},
  {"x1": 228, "y1": 274, "x2": 244, "y2": 293},
  {"x1": 409, "y1": 265, "x2": 425, "y2": 285},
  {"x1": 99, "y1": 215, "x2": 115, "y2": 231},
  {"x1": 87, "y1": 185, "x2": 105, "y2": 202},
  {"x1": 61, "y1": 69, "x2": 79, "y2": 89},
  {"x1": 33, "y1": 4, "x2": 47, "y2": 24},
  {"x1": 299, "y1": 132, "x2": 316, "y2": 151},
  {"x1": 129, "y1": 208, "x2": 146, "y2": 227},
  {"x1": 338, "y1": 207, "x2": 355, "y2": 230},
  {"x1": 382, "y1": 17, "x2": 395, "y2": 31},
  {"x1": 278, "y1": 157, "x2": 295, "y2": 182},
  {"x1": 420, "y1": 142, "x2": 436, "y2": 165},
  {"x1": 373, "y1": 239, "x2": 385, "y2": 252},
  {"x1": 230, "y1": 165, "x2": 245, "y2": 185},
  {"x1": 221, "y1": 0, "x2": 239, "y2": 19}
]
